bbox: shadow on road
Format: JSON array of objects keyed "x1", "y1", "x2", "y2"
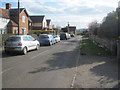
[
  {"x1": 28, "y1": 45, "x2": 79, "y2": 73},
  {"x1": 2, "y1": 49, "x2": 37, "y2": 58}
]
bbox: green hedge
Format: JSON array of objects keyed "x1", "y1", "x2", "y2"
[
  {"x1": 27, "y1": 33, "x2": 38, "y2": 40},
  {"x1": 1, "y1": 34, "x2": 16, "y2": 47}
]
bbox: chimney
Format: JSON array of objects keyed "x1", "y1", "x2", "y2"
[{"x1": 6, "y1": 3, "x2": 11, "y2": 9}]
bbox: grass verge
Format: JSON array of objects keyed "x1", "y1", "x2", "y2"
[{"x1": 80, "y1": 38, "x2": 112, "y2": 56}]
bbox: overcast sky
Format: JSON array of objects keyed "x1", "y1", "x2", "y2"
[{"x1": 1, "y1": 0, "x2": 120, "y2": 29}]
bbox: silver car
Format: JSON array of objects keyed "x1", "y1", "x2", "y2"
[
  {"x1": 4, "y1": 35, "x2": 40, "y2": 55},
  {"x1": 53, "y1": 35, "x2": 60, "y2": 43}
]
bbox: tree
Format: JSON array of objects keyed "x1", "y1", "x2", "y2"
[{"x1": 88, "y1": 20, "x2": 100, "y2": 36}]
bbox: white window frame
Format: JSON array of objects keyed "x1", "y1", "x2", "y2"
[
  {"x1": 22, "y1": 16, "x2": 25, "y2": 23},
  {"x1": 14, "y1": 29, "x2": 18, "y2": 34}
]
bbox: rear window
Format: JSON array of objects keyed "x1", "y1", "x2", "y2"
[
  {"x1": 6, "y1": 37, "x2": 21, "y2": 42},
  {"x1": 39, "y1": 35, "x2": 49, "y2": 39}
]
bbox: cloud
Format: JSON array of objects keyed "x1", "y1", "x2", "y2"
[{"x1": 1, "y1": 0, "x2": 119, "y2": 28}]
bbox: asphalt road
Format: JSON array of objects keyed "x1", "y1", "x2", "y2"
[{"x1": 2, "y1": 36, "x2": 81, "y2": 88}]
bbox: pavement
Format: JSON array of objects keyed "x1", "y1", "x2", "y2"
[{"x1": 73, "y1": 55, "x2": 119, "y2": 88}]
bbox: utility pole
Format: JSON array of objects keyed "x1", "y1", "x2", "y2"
[
  {"x1": 18, "y1": 0, "x2": 20, "y2": 35},
  {"x1": 67, "y1": 22, "x2": 70, "y2": 34}
]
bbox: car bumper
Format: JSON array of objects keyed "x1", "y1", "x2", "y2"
[
  {"x1": 40, "y1": 41, "x2": 50, "y2": 45},
  {"x1": 4, "y1": 47, "x2": 23, "y2": 52}
]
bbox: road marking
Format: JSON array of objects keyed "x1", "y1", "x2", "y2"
[
  {"x1": 1, "y1": 67, "x2": 13, "y2": 74},
  {"x1": 30, "y1": 49, "x2": 51, "y2": 60}
]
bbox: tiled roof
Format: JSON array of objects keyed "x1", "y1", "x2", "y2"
[
  {"x1": 8, "y1": 8, "x2": 29, "y2": 25},
  {"x1": 30, "y1": 16, "x2": 45, "y2": 23},
  {"x1": 46, "y1": 19, "x2": 51, "y2": 25},
  {"x1": 8, "y1": 20, "x2": 18, "y2": 27},
  {"x1": 0, "y1": 8, "x2": 9, "y2": 19},
  {"x1": 9, "y1": 8, "x2": 28, "y2": 16}
]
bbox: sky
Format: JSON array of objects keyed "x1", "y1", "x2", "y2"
[{"x1": 1, "y1": 0, "x2": 120, "y2": 29}]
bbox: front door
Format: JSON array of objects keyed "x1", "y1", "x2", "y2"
[{"x1": 22, "y1": 28, "x2": 26, "y2": 35}]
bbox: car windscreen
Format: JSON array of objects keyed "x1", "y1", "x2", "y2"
[
  {"x1": 6, "y1": 37, "x2": 21, "y2": 42},
  {"x1": 60, "y1": 34, "x2": 66, "y2": 36},
  {"x1": 39, "y1": 35, "x2": 49, "y2": 39}
]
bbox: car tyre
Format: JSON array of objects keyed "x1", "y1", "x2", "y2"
[
  {"x1": 49, "y1": 42, "x2": 52, "y2": 46},
  {"x1": 22, "y1": 47, "x2": 27, "y2": 55},
  {"x1": 36, "y1": 44, "x2": 39, "y2": 50},
  {"x1": 5, "y1": 50, "x2": 10, "y2": 55}
]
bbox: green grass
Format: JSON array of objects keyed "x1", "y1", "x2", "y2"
[{"x1": 80, "y1": 38, "x2": 112, "y2": 56}]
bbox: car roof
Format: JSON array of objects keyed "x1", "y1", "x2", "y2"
[
  {"x1": 40, "y1": 34, "x2": 47, "y2": 35},
  {"x1": 8, "y1": 35, "x2": 31, "y2": 38},
  {"x1": 10, "y1": 35, "x2": 30, "y2": 37}
]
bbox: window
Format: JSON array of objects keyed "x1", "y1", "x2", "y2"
[
  {"x1": 6, "y1": 37, "x2": 21, "y2": 42},
  {"x1": 14, "y1": 29, "x2": 18, "y2": 34},
  {"x1": 28, "y1": 36, "x2": 35, "y2": 41},
  {"x1": 22, "y1": 16, "x2": 25, "y2": 23},
  {"x1": 22, "y1": 28, "x2": 26, "y2": 35},
  {"x1": 23, "y1": 36, "x2": 29, "y2": 41}
]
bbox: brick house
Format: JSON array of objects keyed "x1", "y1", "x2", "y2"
[
  {"x1": 6, "y1": 3, "x2": 29, "y2": 35},
  {"x1": 62, "y1": 26, "x2": 76, "y2": 34},
  {"x1": 0, "y1": 8, "x2": 10, "y2": 34},
  {"x1": 68, "y1": 26, "x2": 76, "y2": 34},
  {"x1": 46, "y1": 19, "x2": 52, "y2": 30},
  {"x1": 30, "y1": 15, "x2": 47, "y2": 31}
]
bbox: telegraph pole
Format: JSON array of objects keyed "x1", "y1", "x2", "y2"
[
  {"x1": 18, "y1": 0, "x2": 20, "y2": 35},
  {"x1": 68, "y1": 22, "x2": 70, "y2": 34}
]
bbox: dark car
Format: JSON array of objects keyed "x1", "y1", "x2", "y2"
[
  {"x1": 71, "y1": 34, "x2": 75, "y2": 37},
  {"x1": 38, "y1": 34, "x2": 56, "y2": 46},
  {"x1": 60, "y1": 33, "x2": 69, "y2": 40}
]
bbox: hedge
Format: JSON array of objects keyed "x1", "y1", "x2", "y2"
[{"x1": 1, "y1": 34, "x2": 38, "y2": 47}]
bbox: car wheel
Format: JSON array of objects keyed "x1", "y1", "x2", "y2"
[
  {"x1": 22, "y1": 47, "x2": 27, "y2": 55},
  {"x1": 5, "y1": 50, "x2": 10, "y2": 55},
  {"x1": 49, "y1": 42, "x2": 52, "y2": 46},
  {"x1": 36, "y1": 44, "x2": 39, "y2": 50}
]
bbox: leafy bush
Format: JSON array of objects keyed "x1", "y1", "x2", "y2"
[{"x1": 1, "y1": 34, "x2": 16, "y2": 47}]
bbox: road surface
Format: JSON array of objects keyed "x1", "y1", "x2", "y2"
[{"x1": 2, "y1": 36, "x2": 81, "y2": 88}]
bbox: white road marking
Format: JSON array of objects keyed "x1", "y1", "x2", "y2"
[
  {"x1": 1, "y1": 67, "x2": 13, "y2": 74},
  {"x1": 30, "y1": 49, "x2": 50, "y2": 60}
]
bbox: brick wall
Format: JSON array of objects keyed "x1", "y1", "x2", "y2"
[{"x1": 19, "y1": 11, "x2": 28, "y2": 34}]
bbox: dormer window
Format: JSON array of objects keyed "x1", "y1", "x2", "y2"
[{"x1": 22, "y1": 16, "x2": 25, "y2": 23}]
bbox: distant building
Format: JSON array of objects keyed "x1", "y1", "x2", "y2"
[
  {"x1": 46, "y1": 19, "x2": 52, "y2": 30},
  {"x1": 30, "y1": 15, "x2": 47, "y2": 31},
  {"x1": 68, "y1": 26, "x2": 76, "y2": 34},
  {"x1": 0, "y1": 8, "x2": 10, "y2": 34},
  {"x1": 61, "y1": 24, "x2": 76, "y2": 34}
]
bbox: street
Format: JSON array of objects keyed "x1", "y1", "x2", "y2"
[{"x1": 2, "y1": 36, "x2": 81, "y2": 88}]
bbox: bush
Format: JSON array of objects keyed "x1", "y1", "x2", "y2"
[
  {"x1": 1, "y1": 34, "x2": 16, "y2": 47},
  {"x1": 1, "y1": 34, "x2": 38, "y2": 47},
  {"x1": 28, "y1": 34, "x2": 38, "y2": 40}
]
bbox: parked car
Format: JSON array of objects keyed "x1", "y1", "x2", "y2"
[
  {"x1": 68, "y1": 34, "x2": 71, "y2": 39},
  {"x1": 38, "y1": 34, "x2": 56, "y2": 46},
  {"x1": 53, "y1": 35, "x2": 60, "y2": 43},
  {"x1": 60, "y1": 33, "x2": 69, "y2": 40},
  {"x1": 4, "y1": 35, "x2": 40, "y2": 55},
  {"x1": 71, "y1": 34, "x2": 75, "y2": 37}
]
